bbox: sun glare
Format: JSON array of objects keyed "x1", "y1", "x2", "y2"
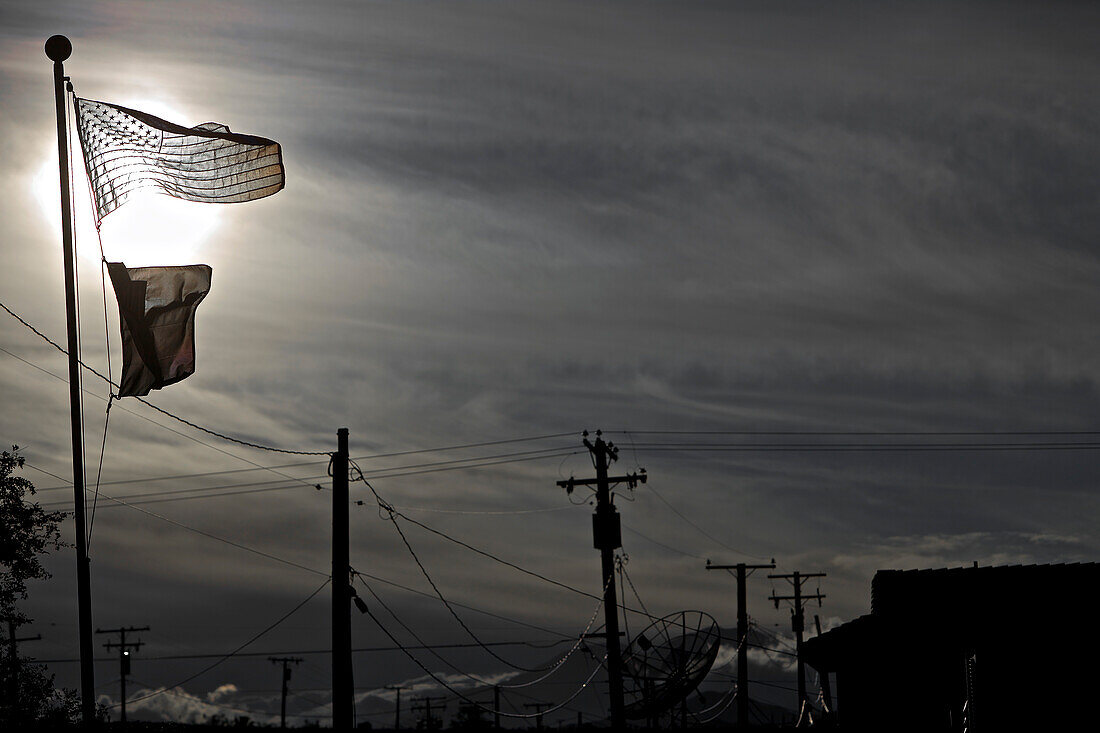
[{"x1": 31, "y1": 98, "x2": 222, "y2": 268}]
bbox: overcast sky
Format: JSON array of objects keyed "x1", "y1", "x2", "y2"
[{"x1": 2, "y1": 0, "x2": 1098, "y2": 725}]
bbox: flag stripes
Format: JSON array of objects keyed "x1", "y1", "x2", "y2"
[{"x1": 75, "y1": 98, "x2": 284, "y2": 221}]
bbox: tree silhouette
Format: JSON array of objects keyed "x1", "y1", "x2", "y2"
[{"x1": 1, "y1": 446, "x2": 78, "y2": 725}]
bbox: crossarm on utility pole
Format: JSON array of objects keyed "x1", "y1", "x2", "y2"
[{"x1": 706, "y1": 559, "x2": 776, "y2": 727}]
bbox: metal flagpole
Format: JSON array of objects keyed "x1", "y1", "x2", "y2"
[{"x1": 44, "y1": 34, "x2": 96, "y2": 725}]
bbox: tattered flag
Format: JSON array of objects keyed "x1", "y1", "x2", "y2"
[
  {"x1": 107, "y1": 263, "x2": 212, "y2": 398},
  {"x1": 75, "y1": 97, "x2": 284, "y2": 222}
]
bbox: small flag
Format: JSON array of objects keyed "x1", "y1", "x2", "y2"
[
  {"x1": 107, "y1": 263, "x2": 212, "y2": 398},
  {"x1": 75, "y1": 97, "x2": 284, "y2": 222}
]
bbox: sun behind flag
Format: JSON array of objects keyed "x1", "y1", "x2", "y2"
[
  {"x1": 75, "y1": 98, "x2": 284, "y2": 222},
  {"x1": 107, "y1": 263, "x2": 212, "y2": 398}
]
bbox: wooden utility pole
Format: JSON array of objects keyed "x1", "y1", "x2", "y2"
[
  {"x1": 411, "y1": 695, "x2": 447, "y2": 729},
  {"x1": 493, "y1": 684, "x2": 501, "y2": 730},
  {"x1": 813, "y1": 615, "x2": 834, "y2": 714},
  {"x1": 556, "y1": 430, "x2": 646, "y2": 730},
  {"x1": 706, "y1": 559, "x2": 775, "y2": 727},
  {"x1": 96, "y1": 625, "x2": 149, "y2": 723},
  {"x1": 332, "y1": 427, "x2": 352, "y2": 729},
  {"x1": 768, "y1": 571, "x2": 825, "y2": 714},
  {"x1": 268, "y1": 656, "x2": 302, "y2": 729},
  {"x1": 44, "y1": 33, "x2": 95, "y2": 725},
  {"x1": 385, "y1": 685, "x2": 404, "y2": 730},
  {"x1": 524, "y1": 702, "x2": 551, "y2": 730}
]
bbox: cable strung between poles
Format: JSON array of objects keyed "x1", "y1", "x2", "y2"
[
  {"x1": 355, "y1": 585, "x2": 607, "y2": 721},
  {"x1": 352, "y1": 572, "x2": 606, "y2": 691},
  {"x1": 114, "y1": 577, "x2": 330, "y2": 709},
  {"x1": 354, "y1": 464, "x2": 559, "y2": 673},
  {"x1": 0, "y1": 300, "x2": 327, "y2": 456}
]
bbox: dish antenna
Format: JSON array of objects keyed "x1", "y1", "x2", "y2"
[{"x1": 621, "y1": 610, "x2": 721, "y2": 720}]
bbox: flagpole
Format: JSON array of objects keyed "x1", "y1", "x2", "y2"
[{"x1": 45, "y1": 34, "x2": 96, "y2": 725}]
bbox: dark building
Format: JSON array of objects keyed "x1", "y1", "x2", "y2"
[{"x1": 802, "y1": 563, "x2": 1099, "y2": 731}]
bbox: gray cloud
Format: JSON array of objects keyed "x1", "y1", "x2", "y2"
[{"x1": 3, "y1": 0, "x2": 1098, "y2": 721}]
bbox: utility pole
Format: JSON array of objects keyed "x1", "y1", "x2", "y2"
[
  {"x1": 768, "y1": 571, "x2": 825, "y2": 715},
  {"x1": 96, "y1": 625, "x2": 149, "y2": 723},
  {"x1": 268, "y1": 656, "x2": 302, "y2": 729},
  {"x1": 44, "y1": 33, "x2": 95, "y2": 726},
  {"x1": 332, "y1": 427, "x2": 352, "y2": 730},
  {"x1": 411, "y1": 696, "x2": 447, "y2": 730},
  {"x1": 556, "y1": 430, "x2": 645, "y2": 730},
  {"x1": 5, "y1": 618, "x2": 42, "y2": 706},
  {"x1": 705, "y1": 559, "x2": 775, "y2": 728},
  {"x1": 813, "y1": 615, "x2": 834, "y2": 714},
  {"x1": 385, "y1": 685, "x2": 404, "y2": 730},
  {"x1": 524, "y1": 702, "x2": 551, "y2": 730},
  {"x1": 493, "y1": 685, "x2": 501, "y2": 730}
]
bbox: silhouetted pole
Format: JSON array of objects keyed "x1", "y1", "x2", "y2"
[
  {"x1": 556, "y1": 430, "x2": 646, "y2": 729},
  {"x1": 332, "y1": 428, "x2": 352, "y2": 729},
  {"x1": 593, "y1": 435, "x2": 624, "y2": 732},
  {"x1": 524, "y1": 702, "x2": 551, "y2": 730},
  {"x1": 493, "y1": 685, "x2": 501, "y2": 730},
  {"x1": 411, "y1": 696, "x2": 446, "y2": 729},
  {"x1": 96, "y1": 626, "x2": 148, "y2": 723},
  {"x1": 44, "y1": 34, "x2": 96, "y2": 726},
  {"x1": 813, "y1": 615, "x2": 833, "y2": 713},
  {"x1": 385, "y1": 685, "x2": 404, "y2": 730},
  {"x1": 269, "y1": 657, "x2": 301, "y2": 729},
  {"x1": 706, "y1": 559, "x2": 775, "y2": 727},
  {"x1": 768, "y1": 571, "x2": 825, "y2": 715}
]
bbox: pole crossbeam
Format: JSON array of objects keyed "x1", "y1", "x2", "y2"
[
  {"x1": 96, "y1": 626, "x2": 149, "y2": 723},
  {"x1": 411, "y1": 695, "x2": 447, "y2": 729},
  {"x1": 706, "y1": 559, "x2": 775, "y2": 728},
  {"x1": 384, "y1": 685, "x2": 404, "y2": 730},
  {"x1": 766, "y1": 571, "x2": 826, "y2": 713},
  {"x1": 269, "y1": 656, "x2": 302, "y2": 729},
  {"x1": 523, "y1": 702, "x2": 552, "y2": 730},
  {"x1": 555, "y1": 472, "x2": 646, "y2": 492}
]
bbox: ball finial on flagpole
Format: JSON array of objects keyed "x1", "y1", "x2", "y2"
[{"x1": 45, "y1": 35, "x2": 72, "y2": 62}]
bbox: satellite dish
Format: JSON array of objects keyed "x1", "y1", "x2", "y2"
[{"x1": 621, "y1": 610, "x2": 721, "y2": 720}]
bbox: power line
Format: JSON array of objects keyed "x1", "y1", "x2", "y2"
[
  {"x1": 353, "y1": 575, "x2": 506, "y2": 688},
  {"x1": 38, "y1": 474, "x2": 327, "y2": 507},
  {"x1": 356, "y1": 473, "x2": 555, "y2": 674},
  {"x1": 389, "y1": 511, "x2": 603, "y2": 604},
  {"x1": 115, "y1": 578, "x2": 330, "y2": 709},
  {"x1": 611, "y1": 428, "x2": 1100, "y2": 436},
  {"x1": 34, "y1": 459, "x2": 329, "y2": 492},
  {"x1": 354, "y1": 578, "x2": 605, "y2": 721},
  {"x1": 37, "y1": 639, "x2": 571, "y2": 664},
  {"x1": 38, "y1": 449, "x2": 581, "y2": 510},
  {"x1": 1, "y1": 300, "x2": 327, "y2": 455},
  {"x1": 24, "y1": 469, "x2": 330, "y2": 578},
  {"x1": 349, "y1": 569, "x2": 576, "y2": 640},
  {"x1": 623, "y1": 441, "x2": 1100, "y2": 452},
  {"x1": 642, "y1": 480, "x2": 769, "y2": 560},
  {"x1": 621, "y1": 523, "x2": 705, "y2": 560},
  {"x1": 354, "y1": 484, "x2": 667, "y2": 627},
  {"x1": 1, "y1": 345, "x2": 328, "y2": 494},
  {"x1": 35, "y1": 443, "x2": 574, "y2": 494}
]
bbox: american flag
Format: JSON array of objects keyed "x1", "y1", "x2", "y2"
[{"x1": 75, "y1": 97, "x2": 284, "y2": 222}]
